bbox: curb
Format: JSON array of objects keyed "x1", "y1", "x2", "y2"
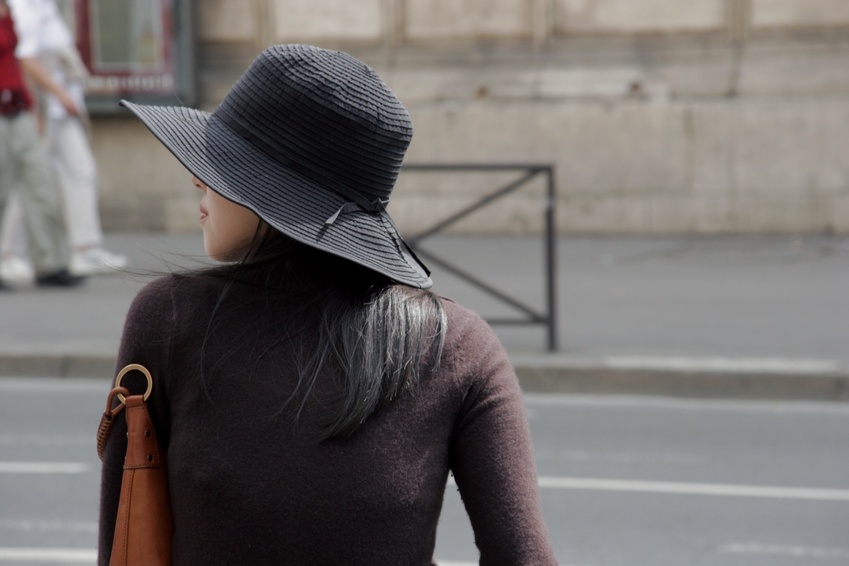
[
  {"x1": 511, "y1": 355, "x2": 849, "y2": 402},
  {"x1": 0, "y1": 354, "x2": 116, "y2": 380},
  {"x1": 2, "y1": 353, "x2": 848, "y2": 402}
]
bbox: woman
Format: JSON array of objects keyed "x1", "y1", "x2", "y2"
[
  {"x1": 0, "y1": 0, "x2": 82, "y2": 288},
  {"x1": 99, "y1": 44, "x2": 557, "y2": 565},
  {"x1": 7, "y1": 0, "x2": 128, "y2": 276}
]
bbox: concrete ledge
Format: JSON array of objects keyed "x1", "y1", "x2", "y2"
[
  {"x1": 513, "y1": 355, "x2": 849, "y2": 401},
  {"x1": 1, "y1": 352, "x2": 847, "y2": 402},
  {"x1": 0, "y1": 355, "x2": 116, "y2": 380}
]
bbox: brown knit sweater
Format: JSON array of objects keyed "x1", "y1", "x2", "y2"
[{"x1": 98, "y1": 272, "x2": 557, "y2": 565}]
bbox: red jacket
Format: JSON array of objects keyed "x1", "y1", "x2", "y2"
[{"x1": 0, "y1": 11, "x2": 32, "y2": 114}]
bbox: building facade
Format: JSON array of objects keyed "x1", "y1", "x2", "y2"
[{"x1": 89, "y1": 0, "x2": 849, "y2": 234}]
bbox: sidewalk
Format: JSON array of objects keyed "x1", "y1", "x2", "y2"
[{"x1": 1, "y1": 232, "x2": 847, "y2": 401}]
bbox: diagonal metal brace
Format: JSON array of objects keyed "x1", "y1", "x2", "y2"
[{"x1": 402, "y1": 163, "x2": 558, "y2": 351}]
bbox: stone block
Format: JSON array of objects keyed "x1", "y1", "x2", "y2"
[
  {"x1": 539, "y1": 67, "x2": 672, "y2": 100},
  {"x1": 558, "y1": 195, "x2": 652, "y2": 233},
  {"x1": 92, "y1": 118, "x2": 197, "y2": 231},
  {"x1": 271, "y1": 0, "x2": 384, "y2": 42},
  {"x1": 649, "y1": 196, "x2": 734, "y2": 233},
  {"x1": 390, "y1": 194, "x2": 547, "y2": 235},
  {"x1": 655, "y1": 56, "x2": 737, "y2": 98},
  {"x1": 750, "y1": 0, "x2": 849, "y2": 29},
  {"x1": 165, "y1": 194, "x2": 205, "y2": 234},
  {"x1": 554, "y1": 0, "x2": 727, "y2": 34},
  {"x1": 387, "y1": 67, "x2": 467, "y2": 103},
  {"x1": 728, "y1": 196, "x2": 833, "y2": 233},
  {"x1": 829, "y1": 195, "x2": 849, "y2": 233},
  {"x1": 99, "y1": 195, "x2": 166, "y2": 233},
  {"x1": 92, "y1": 119, "x2": 188, "y2": 199},
  {"x1": 199, "y1": 0, "x2": 258, "y2": 42},
  {"x1": 748, "y1": 100, "x2": 849, "y2": 194},
  {"x1": 396, "y1": 169, "x2": 548, "y2": 200},
  {"x1": 403, "y1": 0, "x2": 533, "y2": 41},
  {"x1": 690, "y1": 105, "x2": 734, "y2": 195},
  {"x1": 737, "y1": 41, "x2": 849, "y2": 95},
  {"x1": 693, "y1": 100, "x2": 849, "y2": 196},
  {"x1": 407, "y1": 101, "x2": 690, "y2": 197}
]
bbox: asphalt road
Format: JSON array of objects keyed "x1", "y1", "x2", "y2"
[{"x1": 1, "y1": 379, "x2": 848, "y2": 565}]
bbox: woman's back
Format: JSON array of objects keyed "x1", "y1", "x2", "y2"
[{"x1": 100, "y1": 270, "x2": 553, "y2": 564}]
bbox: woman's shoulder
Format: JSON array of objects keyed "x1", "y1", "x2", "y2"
[
  {"x1": 439, "y1": 296, "x2": 493, "y2": 340},
  {"x1": 437, "y1": 295, "x2": 507, "y2": 369},
  {"x1": 432, "y1": 295, "x2": 521, "y2": 414},
  {"x1": 128, "y1": 273, "x2": 220, "y2": 318}
]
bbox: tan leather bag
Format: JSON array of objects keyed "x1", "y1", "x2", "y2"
[{"x1": 98, "y1": 364, "x2": 173, "y2": 565}]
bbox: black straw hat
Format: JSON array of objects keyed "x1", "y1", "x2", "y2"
[{"x1": 121, "y1": 44, "x2": 431, "y2": 288}]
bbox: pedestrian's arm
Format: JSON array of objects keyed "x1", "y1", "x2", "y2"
[
  {"x1": 98, "y1": 280, "x2": 174, "y2": 565},
  {"x1": 449, "y1": 318, "x2": 558, "y2": 565},
  {"x1": 17, "y1": 56, "x2": 78, "y2": 115}
]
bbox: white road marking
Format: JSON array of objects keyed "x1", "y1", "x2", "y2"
[
  {"x1": 0, "y1": 548, "x2": 96, "y2": 563},
  {"x1": 436, "y1": 563, "x2": 585, "y2": 566},
  {"x1": 602, "y1": 355, "x2": 841, "y2": 374},
  {"x1": 448, "y1": 475, "x2": 849, "y2": 501},
  {"x1": 523, "y1": 393, "x2": 849, "y2": 414},
  {"x1": 534, "y1": 448, "x2": 708, "y2": 466},
  {"x1": 0, "y1": 552, "x2": 562, "y2": 566},
  {"x1": 437, "y1": 561, "x2": 585, "y2": 566},
  {"x1": 0, "y1": 377, "x2": 105, "y2": 393},
  {"x1": 535, "y1": 477, "x2": 849, "y2": 501},
  {"x1": 720, "y1": 543, "x2": 849, "y2": 559},
  {"x1": 0, "y1": 433, "x2": 91, "y2": 447},
  {"x1": 0, "y1": 462, "x2": 89, "y2": 474},
  {"x1": 0, "y1": 519, "x2": 97, "y2": 534}
]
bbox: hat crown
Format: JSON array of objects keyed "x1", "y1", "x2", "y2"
[{"x1": 213, "y1": 44, "x2": 412, "y2": 203}]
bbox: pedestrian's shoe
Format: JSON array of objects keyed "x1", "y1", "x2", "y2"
[
  {"x1": 0, "y1": 254, "x2": 35, "y2": 284},
  {"x1": 0, "y1": 279, "x2": 10, "y2": 291},
  {"x1": 35, "y1": 269, "x2": 86, "y2": 288},
  {"x1": 70, "y1": 248, "x2": 128, "y2": 276}
]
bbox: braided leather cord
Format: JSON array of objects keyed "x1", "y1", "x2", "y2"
[{"x1": 97, "y1": 387, "x2": 129, "y2": 460}]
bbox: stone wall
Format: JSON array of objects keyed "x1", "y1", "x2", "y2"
[{"x1": 96, "y1": 0, "x2": 849, "y2": 234}]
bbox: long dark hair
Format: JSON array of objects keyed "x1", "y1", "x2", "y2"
[{"x1": 195, "y1": 224, "x2": 447, "y2": 441}]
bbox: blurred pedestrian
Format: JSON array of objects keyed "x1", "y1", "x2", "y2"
[
  {"x1": 7, "y1": 0, "x2": 127, "y2": 276},
  {"x1": 0, "y1": 193, "x2": 34, "y2": 283},
  {"x1": 99, "y1": 45, "x2": 558, "y2": 564},
  {"x1": 0, "y1": 0, "x2": 82, "y2": 289}
]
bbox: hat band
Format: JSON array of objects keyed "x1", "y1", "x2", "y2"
[
  {"x1": 214, "y1": 107, "x2": 385, "y2": 212},
  {"x1": 325, "y1": 198, "x2": 389, "y2": 225}
]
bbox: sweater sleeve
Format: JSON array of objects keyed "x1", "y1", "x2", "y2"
[
  {"x1": 97, "y1": 277, "x2": 175, "y2": 565},
  {"x1": 447, "y1": 308, "x2": 558, "y2": 565},
  {"x1": 7, "y1": 0, "x2": 39, "y2": 58}
]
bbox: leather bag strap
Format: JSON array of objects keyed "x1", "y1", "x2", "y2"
[{"x1": 97, "y1": 364, "x2": 173, "y2": 566}]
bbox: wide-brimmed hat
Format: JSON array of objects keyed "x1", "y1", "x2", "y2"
[{"x1": 121, "y1": 44, "x2": 431, "y2": 288}]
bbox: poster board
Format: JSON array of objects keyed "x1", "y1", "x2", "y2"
[{"x1": 68, "y1": 0, "x2": 195, "y2": 113}]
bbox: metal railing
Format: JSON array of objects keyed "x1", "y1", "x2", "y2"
[{"x1": 401, "y1": 164, "x2": 558, "y2": 351}]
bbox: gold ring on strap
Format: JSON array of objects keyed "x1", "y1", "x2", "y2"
[{"x1": 114, "y1": 364, "x2": 153, "y2": 403}]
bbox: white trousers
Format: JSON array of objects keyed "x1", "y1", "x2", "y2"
[
  {"x1": 1, "y1": 193, "x2": 28, "y2": 258},
  {"x1": 1, "y1": 116, "x2": 103, "y2": 254},
  {"x1": 47, "y1": 117, "x2": 103, "y2": 249},
  {"x1": 0, "y1": 112, "x2": 67, "y2": 274}
]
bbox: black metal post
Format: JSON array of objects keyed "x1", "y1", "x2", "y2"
[{"x1": 545, "y1": 167, "x2": 558, "y2": 351}]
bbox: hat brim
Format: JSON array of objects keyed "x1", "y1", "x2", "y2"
[{"x1": 120, "y1": 100, "x2": 431, "y2": 288}]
